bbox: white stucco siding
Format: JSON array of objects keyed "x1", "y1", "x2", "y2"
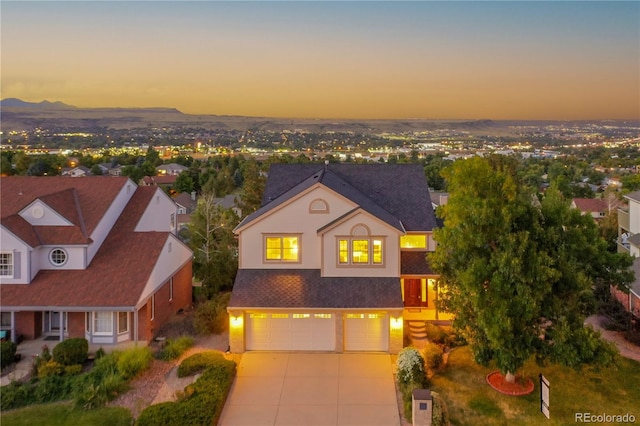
[
  {"x1": 18, "y1": 200, "x2": 73, "y2": 226},
  {"x1": 238, "y1": 186, "x2": 357, "y2": 269},
  {"x1": 0, "y1": 227, "x2": 30, "y2": 284},
  {"x1": 137, "y1": 235, "x2": 192, "y2": 306},
  {"x1": 629, "y1": 200, "x2": 640, "y2": 235},
  {"x1": 135, "y1": 189, "x2": 177, "y2": 233},
  {"x1": 321, "y1": 211, "x2": 401, "y2": 278},
  {"x1": 87, "y1": 180, "x2": 136, "y2": 263}
]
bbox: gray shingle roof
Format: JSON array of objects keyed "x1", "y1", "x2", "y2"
[
  {"x1": 400, "y1": 251, "x2": 435, "y2": 275},
  {"x1": 229, "y1": 269, "x2": 403, "y2": 309},
  {"x1": 239, "y1": 163, "x2": 437, "y2": 232}
]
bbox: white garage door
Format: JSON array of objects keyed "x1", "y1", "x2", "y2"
[
  {"x1": 344, "y1": 313, "x2": 389, "y2": 351},
  {"x1": 246, "y1": 313, "x2": 336, "y2": 351}
]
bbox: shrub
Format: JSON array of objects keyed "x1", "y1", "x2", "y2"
[
  {"x1": 52, "y1": 338, "x2": 88, "y2": 366},
  {"x1": 425, "y1": 323, "x2": 449, "y2": 344},
  {"x1": 95, "y1": 347, "x2": 106, "y2": 359},
  {"x1": 422, "y1": 343, "x2": 444, "y2": 370},
  {"x1": 431, "y1": 391, "x2": 450, "y2": 426},
  {"x1": 37, "y1": 360, "x2": 64, "y2": 379},
  {"x1": 137, "y1": 353, "x2": 236, "y2": 426},
  {"x1": 160, "y1": 336, "x2": 195, "y2": 361},
  {"x1": 194, "y1": 292, "x2": 231, "y2": 335},
  {"x1": 65, "y1": 364, "x2": 83, "y2": 376},
  {"x1": 116, "y1": 346, "x2": 152, "y2": 380},
  {"x1": 1, "y1": 340, "x2": 17, "y2": 369},
  {"x1": 177, "y1": 351, "x2": 226, "y2": 378},
  {"x1": 396, "y1": 347, "x2": 427, "y2": 388},
  {"x1": 1, "y1": 374, "x2": 79, "y2": 411}
]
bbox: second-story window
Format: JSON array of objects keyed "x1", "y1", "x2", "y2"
[
  {"x1": 50, "y1": 248, "x2": 68, "y2": 267},
  {"x1": 338, "y1": 238, "x2": 383, "y2": 265},
  {"x1": 0, "y1": 252, "x2": 13, "y2": 277},
  {"x1": 265, "y1": 235, "x2": 300, "y2": 262}
]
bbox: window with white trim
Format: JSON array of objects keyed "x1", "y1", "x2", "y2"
[
  {"x1": 0, "y1": 252, "x2": 13, "y2": 277},
  {"x1": 337, "y1": 224, "x2": 384, "y2": 266},
  {"x1": 264, "y1": 235, "x2": 300, "y2": 262},
  {"x1": 93, "y1": 312, "x2": 113, "y2": 335},
  {"x1": 49, "y1": 248, "x2": 67, "y2": 266},
  {"x1": 118, "y1": 312, "x2": 129, "y2": 334}
]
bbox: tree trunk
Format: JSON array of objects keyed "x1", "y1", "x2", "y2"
[{"x1": 505, "y1": 371, "x2": 515, "y2": 383}]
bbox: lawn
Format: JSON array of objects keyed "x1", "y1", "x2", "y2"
[
  {"x1": 0, "y1": 402, "x2": 133, "y2": 426},
  {"x1": 430, "y1": 346, "x2": 640, "y2": 425}
]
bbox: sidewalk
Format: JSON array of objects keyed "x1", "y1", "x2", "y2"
[{"x1": 585, "y1": 315, "x2": 640, "y2": 362}]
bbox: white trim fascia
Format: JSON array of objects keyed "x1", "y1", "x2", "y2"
[
  {"x1": 0, "y1": 306, "x2": 137, "y2": 312},
  {"x1": 317, "y1": 208, "x2": 404, "y2": 236},
  {"x1": 18, "y1": 199, "x2": 74, "y2": 226}
]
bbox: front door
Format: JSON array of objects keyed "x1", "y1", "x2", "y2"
[
  {"x1": 43, "y1": 311, "x2": 67, "y2": 333},
  {"x1": 404, "y1": 279, "x2": 423, "y2": 307}
]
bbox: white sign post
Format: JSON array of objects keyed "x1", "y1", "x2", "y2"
[{"x1": 540, "y1": 374, "x2": 550, "y2": 419}]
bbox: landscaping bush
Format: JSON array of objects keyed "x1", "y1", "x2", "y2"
[
  {"x1": 37, "y1": 360, "x2": 64, "y2": 379},
  {"x1": 396, "y1": 347, "x2": 428, "y2": 387},
  {"x1": 0, "y1": 374, "x2": 79, "y2": 411},
  {"x1": 422, "y1": 342, "x2": 444, "y2": 370},
  {"x1": 159, "y1": 336, "x2": 195, "y2": 361},
  {"x1": 425, "y1": 323, "x2": 449, "y2": 345},
  {"x1": 431, "y1": 391, "x2": 450, "y2": 426},
  {"x1": 194, "y1": 292, "x2": 231, "y2": 334},
  {"x1": 137, "y1": 352, "x2": 236, "y2": 426},
  {"x1": 116, "y1": 346, "x2": 152, "y2": 380},
  {"x1": 95, "y1": 347, "x2": 106, "y2": 360},
  {"x1": 1, "y1": 340, "x2": 17, "y2": 369},
  {"x1": 52, "y1": 338, "x2": 88, "y2": 366},
  {"x1": 177, "y1": 350, "x2": 227, "y2": 378},
  {"x1": 64, "y1": 364, "x2": 83, "y2": 376}
]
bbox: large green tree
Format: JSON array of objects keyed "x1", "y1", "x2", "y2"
[
  {"x1": 188, "y1": 191, "x2": 239, "y2": 299},
  {"x1": 430, "y1": 156, "x2": 632, "y2": 382}
]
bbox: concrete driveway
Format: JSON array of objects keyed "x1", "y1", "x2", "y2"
[{"x1": 218, "y1": 352, "x2": 401, "y2": 426}]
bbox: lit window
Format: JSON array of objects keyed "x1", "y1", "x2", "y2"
[
  {"x1": 118, "y1": 312, "x2": 129, "y2": 334},
  {"x1": 400, "y1": 235, "x2": 427, "y2": 249},
  {"x1": 0, "y1": 252, "x2": 13, "y2": 277},
  {"x1": 314, "y1": 314, "x2": 332, "y2": 319},
  {"x1": 346, "y1": 314, "x2": 365, "y2": 319},
  {"x1": 265, "y1": 236, "x2": 299, "y2": 262},
  {"x1": 94, "y1": 312, "x2": 113, "y2": 334},
  {"x1": 337, "y1": 238, "x2": 383, "y2": 265},
  {"x1": 50, "y1": 249, "x2": 67, "y2": 266},
  {"x1": 272, "y1": 313, "x2": 289, "y2": 319},
  {"x1": 293, "y1": 314, "x2": 310, "y2": 319},
  {"x1": 250, "y1": 313, "x2": 267, "y2": 319}
]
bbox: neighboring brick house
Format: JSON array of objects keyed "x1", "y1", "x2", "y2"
[
  {"x1": 0, "y1": 176, "x2": 193, "y2": 345},
  {"x1": 228, "y1": 163, "x2": 449, "y2": 354}
]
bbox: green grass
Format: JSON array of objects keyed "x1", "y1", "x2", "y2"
[
  {"x1": 431, "y1": 346, "x2": 640, "y2": 425},
  {"x1": 0, "y1": 402, "x2": 133, "y2": 426}
]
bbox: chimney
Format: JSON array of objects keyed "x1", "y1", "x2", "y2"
[{"x1": 191, "y1": 191, "x2": 196, "y2": 201}]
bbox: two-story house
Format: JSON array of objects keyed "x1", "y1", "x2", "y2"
[
  {"x1": 0, "y1": 176, "x2": 193, "y2": 346},
  {"x1": 615, "y1": 190, "x2": 640, "y2": 317},
  {"x1": 227, "y1": 163, "x2": 450, "y2": 354}
]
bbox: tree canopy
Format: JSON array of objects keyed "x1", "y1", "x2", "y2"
[{"x1": 430, "y1": 156, "x2": 632, "y2": 381}]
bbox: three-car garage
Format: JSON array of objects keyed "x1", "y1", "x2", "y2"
[{"x1": 244, "y1": 311, "x2": 390, "y2": 352}]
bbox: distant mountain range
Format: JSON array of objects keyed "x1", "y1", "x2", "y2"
[{"x1": 0, "y1": 98, "x2": 78, "y2": 109}]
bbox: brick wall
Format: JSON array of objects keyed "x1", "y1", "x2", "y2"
[
  {"x1": 14, "y1": 311, "x2": 39, "y2": 340},
  {"x1": 68, "y1": 312, "x2": 85, "y2": 338}
]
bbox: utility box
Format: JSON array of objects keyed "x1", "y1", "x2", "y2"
[{"x1": 412, "y1": 389, "x2": 433, "y2": 426}]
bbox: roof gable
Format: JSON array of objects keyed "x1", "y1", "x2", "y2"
[{"x1": 257, "y1": 164, "x2": 437, "y2": 232}]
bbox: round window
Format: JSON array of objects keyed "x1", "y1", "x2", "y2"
[{"x1": 50, "y1": 248, "x2": 67, "y2": 266}]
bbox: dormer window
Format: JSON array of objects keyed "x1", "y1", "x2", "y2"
[
  {"x1": 49, "y1": 248, "x2": 68, "y2": 267},
  {"x1": 337, "y1": 224, "x2": 384, "y2": 266},
  {"x1": 309, "y1": 198, "x2": 329, "y2": 214}
]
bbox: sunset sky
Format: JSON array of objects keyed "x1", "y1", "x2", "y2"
[{"x1": 1, "y1": 1, "x2": 638, "y2": 120}]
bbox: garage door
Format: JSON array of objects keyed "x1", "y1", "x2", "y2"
[
  {"x1": 246, "y1": 313, "x2": 336, "y2": 351},
  {"x1": 344, "y1": 313, "x2": 389, "y2": 351}
]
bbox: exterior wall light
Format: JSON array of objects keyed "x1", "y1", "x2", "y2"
[
  {"x1": 390, "y1": 316, "x2": 403, "y2": 330},
  {"x1": 230, "y1": 314, "x2": 243, "y2": 328}
]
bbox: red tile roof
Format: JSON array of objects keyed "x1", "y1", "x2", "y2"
[
  {"x1": 0, "y1": 186, "x2": 173, "y2": 308},
  {"x1": 572, "y1": 198, "x2": 608, "y2": 213}
]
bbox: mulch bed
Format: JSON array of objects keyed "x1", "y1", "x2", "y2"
[{"x1": 486, "y1": 370, "x2": 534, "y2": 396}]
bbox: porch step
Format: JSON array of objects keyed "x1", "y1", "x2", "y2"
[{"x1": 407, "y1": 320, "x2": 429, "y2": 341}]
